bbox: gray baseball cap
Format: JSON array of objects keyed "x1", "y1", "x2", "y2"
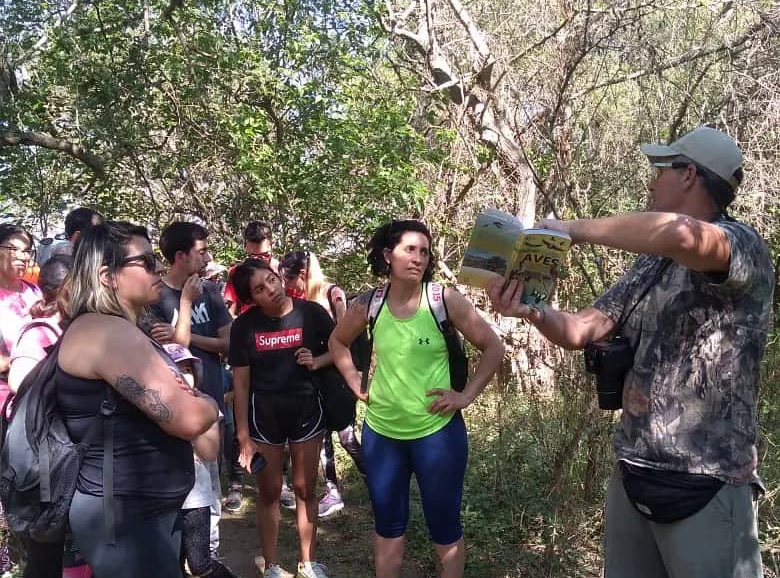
[{"x1": 640, "y1": 126, "x2": 743, "y2": 190}]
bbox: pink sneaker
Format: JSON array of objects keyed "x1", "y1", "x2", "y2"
[{"x1": 63, "y1": 565, "x2": 93, "y2": 578}]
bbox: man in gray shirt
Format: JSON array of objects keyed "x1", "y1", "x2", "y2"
[
  {"x1": 150, "y1": 221, "x2": 231, "y2": 411},
  {"x1": 150, "y1": 221, "x2": 232, "y2": 557}
]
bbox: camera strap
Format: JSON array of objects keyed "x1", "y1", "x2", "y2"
[{"x1": 613, "y1": 258, "x2": 673, "y2": 335}]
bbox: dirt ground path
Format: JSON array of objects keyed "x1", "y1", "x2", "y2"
[{"x1": 219, "y1": 483, "x2": 427, "y2": 578}]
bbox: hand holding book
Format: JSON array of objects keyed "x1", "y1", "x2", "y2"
[
  {"x1": 458, "y1": 209, "x2": 572, "y2": 310},
  {"x1": 486, "y1": 276, "x2": 542, "y2": 321},
  {"x1": 535, "y1": 218, "x2": 576, "y2": 240}
]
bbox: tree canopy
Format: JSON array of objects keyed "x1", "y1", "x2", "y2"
[{"x1": 2, "y1": 1, "x2": 780, "y2": 575}]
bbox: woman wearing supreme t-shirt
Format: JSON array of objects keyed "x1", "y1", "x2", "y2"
[{"x1": 228, "y1": 259, "x2": 334, "y2": 578}]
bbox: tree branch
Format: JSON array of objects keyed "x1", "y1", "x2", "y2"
[
  {"x1": 445, "y1": 0, "x2": 491, "y2": 61},
  {"x1": 0, "y1": 131, "x2": 106, "y2": 178},
  {"x1": 162, "y1": 0, "x2": 184, "y2": 21},
  {"x1": 571, "y1": 13, "x2": 779, "y2": 100},
  {"x1": 14, "y1": 0, "x2": 81, "y2": 67}
]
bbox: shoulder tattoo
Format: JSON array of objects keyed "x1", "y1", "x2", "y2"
[
  {"x1": 114, "y1": 375, "x2": 173, "y2": 424},
  {"x1": 350, "y1": 289, "x2": 373, "y2": 311}
]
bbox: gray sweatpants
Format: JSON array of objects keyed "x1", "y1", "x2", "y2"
[
  {"x1": 69, "y1": 490, "x2": 183, "y2": 578},
  {"x1": 605, "y1": 463, "x2": 763, "y2": 578}
]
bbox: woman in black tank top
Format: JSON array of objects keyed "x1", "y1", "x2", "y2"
[{"x1": 56, "y1": 222, "x2": 220, "y2": 578}]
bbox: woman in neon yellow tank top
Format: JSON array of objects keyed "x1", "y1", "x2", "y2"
[{"x1": 330, "y1": 220, "x2": 503, "y2": 578}]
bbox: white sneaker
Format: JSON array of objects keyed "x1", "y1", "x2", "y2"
[
  {"x1": 265, "y1": 564, "x2": 292, "y2": 578},
  {"x1": 296, "y1": 561, "x2": 329, "y2": 578},
  {"x1": 280, "y1": 482, "x2": 297, "y2": 510},
  {"x1": 318, "y1": 488, "x2": 344, "y2": 519}
]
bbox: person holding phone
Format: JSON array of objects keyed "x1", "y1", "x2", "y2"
[{"x1": 228, "y1": 259, "x2": 335, "y2": 578}]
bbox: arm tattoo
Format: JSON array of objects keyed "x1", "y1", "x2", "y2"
[{"x1": 114, "y1": 375, "x2": 174, "y2": 424}]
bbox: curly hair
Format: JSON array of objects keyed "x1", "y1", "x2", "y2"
[{"x1": 366, "y1": 219, "x2": 434, "y2": 282}]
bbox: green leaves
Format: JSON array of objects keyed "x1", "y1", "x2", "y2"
[{"x1": 1, "y1": 0, "x2": 443, "y2": 277}]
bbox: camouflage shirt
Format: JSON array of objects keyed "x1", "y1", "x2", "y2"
[{"x1": 593, "y1": 217, "x2": 774, "y2": 485}]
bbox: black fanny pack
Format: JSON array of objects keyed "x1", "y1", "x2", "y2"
[{"x1": 620, "y1": 461, "x2": 724, "y2": 523}]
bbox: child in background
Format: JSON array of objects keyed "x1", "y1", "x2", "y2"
[{"x1": 163, "y1": 343, "x2": 239, "y2": 578}]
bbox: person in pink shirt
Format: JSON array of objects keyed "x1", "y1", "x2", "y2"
[
  {"x1": 0, "y1": 223, "x2": 40, "y2": 573},
  {"x1": 9, "y1": 254, "x2": 72, "y2": 393},
  {"x1": 0, "y1": 224, "x2": 42, "y2": 408},
  {"x1": 8, "y1": 254, "x2": 76, "y2": 578}
]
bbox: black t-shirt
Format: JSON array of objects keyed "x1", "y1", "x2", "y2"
[
  {"x1": 228, "y1": 299, "x2": 334, "y2": 395},
  {"x1": 150, "y1": 280, "x2": 232, "y2": 410}
]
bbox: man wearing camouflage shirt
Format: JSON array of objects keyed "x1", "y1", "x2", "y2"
[{"x1": 489, "y1": 126, "x2": 773, "y2": 577}]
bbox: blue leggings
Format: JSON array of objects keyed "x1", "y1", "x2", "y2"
[{"x1": 361, "y1": 413, "x2": 468, "y2": 545}]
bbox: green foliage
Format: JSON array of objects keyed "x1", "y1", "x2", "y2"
[
  {"x1": 3, "y1": 1, "x2": 780, "y2": 575},
  {"x1": 1, "y1": 0, "x2": 444, "y2": 268}
]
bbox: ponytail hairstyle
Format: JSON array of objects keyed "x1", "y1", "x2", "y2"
[
  {"x1": 367, "y1": 219, "x2": 435, "y2": 282},
  {"x1": 30, "y1": 254, "x2": 73, "y2": 321},
  {"x1": 280, "y1": 250, "x2": 330, "y2": 302},
  {"x1": 68, "y1": 221, "x2": 150, "y2": 319},
  {"x1": 232, "y1": 258, "x2": 276, "y2": 308}
]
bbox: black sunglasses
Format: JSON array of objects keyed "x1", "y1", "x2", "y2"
[{"x1": 118, "y1": 252, "x2": 160, "y2": 273}]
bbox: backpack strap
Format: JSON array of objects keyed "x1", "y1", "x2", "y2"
[
  {"x1": 424, "y1": 283, "x2": 470, "y2": 392},
  {"x1": 326, "y1": 285, "x2": 337, "y2": 320},
  {"x1": 15, "y1": 319, "x2": 61, "y2": 351},
  {"x1": 101, "y1": 387, "x2": 117, "y2": 544},
  {"x1": 29, "y1": 340, "x2": 65, "y2": 503},
  {"x1": 72, "y1": 386, "x2": 117, "y2": 544},
  {"x1": 424, "y1": 282, "x2": 449, "y2": 334},
  {"x1": 367, "y1": 283, "x2": 388, "y2": 331},
  {"x1": 359, "y1": 284, "x2": 389, "y2": 394}
]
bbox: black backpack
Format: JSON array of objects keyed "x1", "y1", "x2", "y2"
[
  {"x1": 359, "y1": 282, "x2": 468, "y2": 394},
  {"x1": 328, "y1": 286, "x2": 371, "y2": 372},
  {"x1": 0, "y1": 338, "x2": 116, "y2": 543}
]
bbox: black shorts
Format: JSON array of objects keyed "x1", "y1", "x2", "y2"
[{"x1": 249, "y1": 391, "x2": 325, "y2": 445}]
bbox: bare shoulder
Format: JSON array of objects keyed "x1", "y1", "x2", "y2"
[
  {"x1": 60, "y1": 314, "x2": 149, "y2": 373},
  {"x1": 329, "y1": 284, "x2": 347, "y2": 301},
  {"x1": 348, "y1": 288, "x2": 375, "y2": 313},
  {"x1": 443, "y1": 286, "x2": 472, "y2": 311},
  {"x1": 62, "y1": 314, "x2": 118, "y2": 346}
]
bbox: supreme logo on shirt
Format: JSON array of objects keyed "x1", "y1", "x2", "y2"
[{"x1": 255, "y1": 328, "x2": 303, "y2": 351}]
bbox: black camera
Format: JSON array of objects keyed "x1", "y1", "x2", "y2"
[{"x1": 584, "y1": 335, "x2": 634, "y2": 410}]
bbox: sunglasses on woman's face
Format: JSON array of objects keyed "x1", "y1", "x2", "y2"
[{"x1": 119, "y1": 252, "x2": 160, "y2": 273}]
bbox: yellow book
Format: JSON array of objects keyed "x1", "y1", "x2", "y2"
[{"x1": 458, "y1": 209, "x2": 571, "y2": 309}]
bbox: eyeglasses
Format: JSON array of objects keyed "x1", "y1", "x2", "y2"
[
  {"x1": 0, "y1": 245, "x2": 35, "y2": 260},
  {"x1": 118, "y1": 252, "x2": 160, "y2": 273},
  {"x1": 653, "y1": 161, "x2": 699, "y2": 174}
]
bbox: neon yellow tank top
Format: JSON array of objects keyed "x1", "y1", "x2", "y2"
[{"x1": 365, "y1": 284, "x2": 453, "y2": 439}]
